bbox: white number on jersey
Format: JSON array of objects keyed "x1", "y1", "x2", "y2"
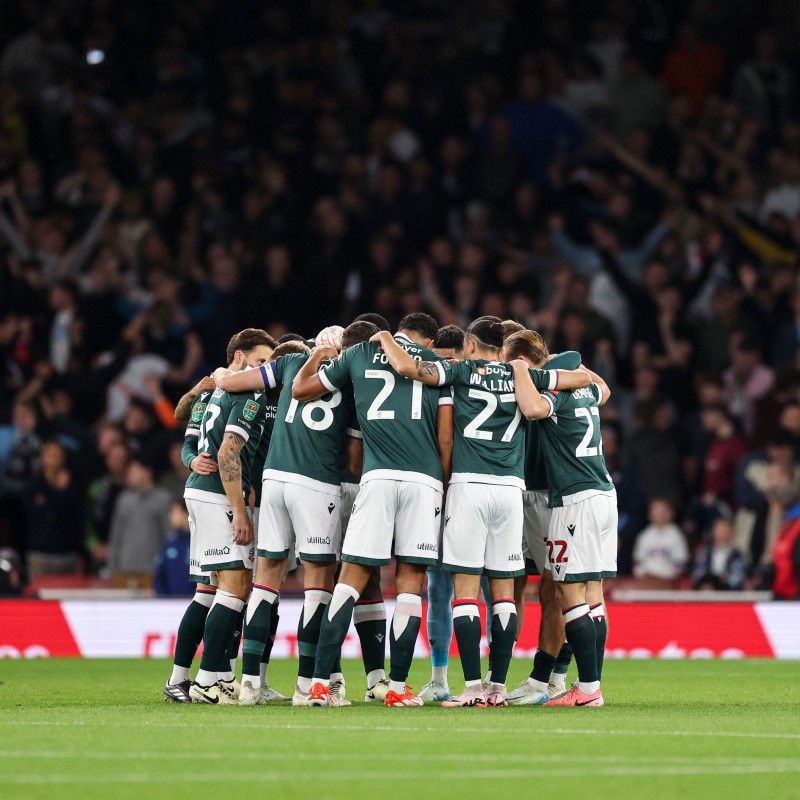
[
  {"x1": 197, "y1": 404, "x2": 222, "y2": 452},
  {"x1": 285, "y1": 392, "x2": 343, "y2": 431},
  {"x1": 365, "y1": 369, "x2": 423, "y2": 420},
  {"x1": 574, "y1": 406, "x2": 603, "y2": 458},
  {"x1": 463, "y1": 389, "x2": 523, "y2": 442}
]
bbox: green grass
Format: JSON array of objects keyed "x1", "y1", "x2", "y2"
[{"x1": 1, "y1": 659, "x2": 799, "y2": 800}]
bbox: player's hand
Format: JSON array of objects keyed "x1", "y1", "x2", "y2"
[
  {"x1": 315, "y1": 325, "x2": 344, "y2": 351},
  {"x1": 509, "y1": 358, "x2": 529, "y2": 371},
  {"x1": 369, "y1": 330, "x2": 392, "y2": 346},
  {"x1": 311, "y1": 345, "x2": 337, "y2": 361},
  {"x1": 231, "y1": 509, "x2": 253, "y2": 545},
  {"x1": 212, "y1": 367, "x2": 233, "y2": 384},
  {"x1": 191, "y1": 452, "x2": 218, "y2": 475},
  {"x1": 193, "y1": 375, "x2": 216, "y2": 395}
]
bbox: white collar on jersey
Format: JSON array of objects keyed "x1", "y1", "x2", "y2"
[{"x1": 394, "y1": 331, "x2": 412, "y2": 342}]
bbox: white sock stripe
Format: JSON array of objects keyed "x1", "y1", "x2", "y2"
[
  {"x1": 214, "y1": 590, "x2": 245, "y2": 613},
  {"x1": 327, "y1": 584, "x2": 360, "y2": 622},
  {"x1": 193, "y1": 591, "x2": 216, "y2": 609},
  {"x1": 302, "y1": 590, "x2": 332, "y2": 629},
  {"x1": 245, "y1": 587, "x2": 278, "y2": 624},
  {"x1": 391, "y1": 594, "x2": 421, "y2": 641},
  {"x1": 492, "y1": 601, "x2": 516, "y2": 616},
  {"x1": 304, "y1": 589, "x2": 332, "y2": 605},
  {"x1": 452, "y1": 603, "x2": 479, "y2": 620},
  {"x1": 590, "y1": 606, "x2": 605, "y2": 620},
  {"x1": 562, "y1": 604, "x2": 590, "y2": 624},
  {"x1": 353, "y1": 601, "x2": 387, "y2": 624},
  {"x1": 395, "y1": 593, "x2": 422, "y2": 617}
]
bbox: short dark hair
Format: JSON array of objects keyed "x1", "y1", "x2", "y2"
[
  {"x1": 398, "y1": 312, "x2": 438, "y2": 342},
  {"x1": 353, "y1": 312, "x2": 390, "y2": 332},
  {"x1": 342, "y1": 321, "x2": 379, "y2": 350},
  {"x1": 225, "y1": 328, "x2": 276, "y2": 364},
  {"x1": 271, "y1": 340, "x2": 310, "y2": 359},
  {"x1": 466, "y1": 316, "x2": 505, "y2": 350},
  {"x1": 435, "y1": 325, "x2": 465, "y2": 351},
  {"x1": 277, "y1": 333, "x2": 307, "y2": 344}
]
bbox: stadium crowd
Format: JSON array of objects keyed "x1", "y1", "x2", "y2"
[{"x1": 1, "y1": 0, "x2": 800, "y2": 598}]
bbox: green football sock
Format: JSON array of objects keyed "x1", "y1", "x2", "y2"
[
  {"x1": 531, "y1": 648, "x2": 557, "y2": 683},
  {"x1": 590, "y1": 604, "x2": 607, "y2": 679},
  {"x1": 313, "y1": 584, "x2": 359, "y2": 681},
  {"x1": 388, "y1": 593, "x2": 422, "y2": 684},
  {"x1": 452, "y1": 602, "x2": 482, "y2": 683},
  {"x1": 198, "y1": 591, "x2": 245, "y2": 679},
  {"x1": 489, "y1": 600, "x2": 516, "y2": 685},
  {"x1": 563, "y1": 604, "x2": 598, "y2": 684},
  {"x1": 173, "y1": 590, "x2": 214, "y2": 670},
  {"x1": 298, "y1": 590, "x2": 331, "y2": 679},
  {"x1": 354, "y1": 600, "x2": 387, "y2": 675},
  {"x1": 553, "y1": 641, "x2": 573, "y2": 675},
  {"x1": 241, "y1": 585, "x2": 278, "y2": 679}
]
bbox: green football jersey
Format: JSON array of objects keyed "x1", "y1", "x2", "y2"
[
  {"x1": 318, "y1": 334, "x2": 451, "y2": 490},
  {"x1": 261, "y1": 353, "x2": 357, "y2": 492},
  {"x1": 538, "y1": 382, "x2": 614, "y2": 507},
  {"x1": 184, "y1": 387, "x2": 266, "y2": 504},
  {"x1": 523, "y1": 351, "x2": 582, "y2": 492},
  {"x1": 181, "y1": 388, "x2": 212, "y2": 470},
  {"x1": 434, "y1": 359, "x2": 557, "y2": 488},
  {"x1": 251, "y1": 397, "x2": 278, "y2": 507}
]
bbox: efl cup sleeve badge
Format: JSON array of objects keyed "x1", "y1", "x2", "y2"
[
  {"x1": 243, "y1": 400, "x2": 260, "y2": 421},
  {"x1": 191, "y1": 403, "x2": 206, "y2": 422}
]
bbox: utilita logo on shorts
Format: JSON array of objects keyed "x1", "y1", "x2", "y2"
[
  {"x1": 307, "y1": 536, "x2": 331, "y2": 545},
  {"x1": 204, "y1": 547, "x2": 231, "y2": 556},
  {"x1": 417, "y1": 543, "x2": 437, "y2": 552}
]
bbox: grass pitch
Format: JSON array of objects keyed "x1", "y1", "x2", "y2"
[{"x1": 1, "y1": 658, "x2": 799, "y2": 800}]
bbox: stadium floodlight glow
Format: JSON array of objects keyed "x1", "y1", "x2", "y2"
[{"x1": 86, "y1": 49, "x2": 105, "y2": 65}]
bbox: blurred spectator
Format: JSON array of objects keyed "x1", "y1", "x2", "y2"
[
  {"x1": 22, "y1": 441, "x2": 83, "y2": 579},
  {"x1": 0, "y1": 546, "x2": 23, "y2": 595},
  {"x1": 771, "y1": 497, "x2": 800, "y2": 600},
  {"x1": 723, "y1": 337, "x2": 775, "y2": 440},
  {"x1": 692, "y1": 517, "x2": 747, "y2": 590},
  {"x1": 633, "y1": 497, "x2": 690, "y2": 581},
  {"x1": 152, "y1": 498, "x2": 193, "y2": 597},
  {"x1": 107, "y1": 456, "x2": 171, "y2": 588},
  {"x1": 85, "y1": 441, "x2": 129, "y2": 572}
]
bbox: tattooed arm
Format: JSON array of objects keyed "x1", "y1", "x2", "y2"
[
  {"x1": 217, "y1": 432, "x2": 253, "y2": 545},
  {"x1": 369, "y1": 331, "x2": 441, "y2": 385},
  {"x1": 174, "y1": 376, "x2": 216, "y2": 421}
]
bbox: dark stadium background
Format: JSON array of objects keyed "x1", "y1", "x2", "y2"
[{"x1": 0, "y1": 0, "x2": 799, "y2": 639}]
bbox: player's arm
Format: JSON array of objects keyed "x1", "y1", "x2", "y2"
[
  {"x1": 217, "y1": 432, "x2": 253, "y2": 545},
  {"x1": 580, "y1": 366, "x2": 612, "y2": 406},
  {"x1": 174, "y1": 376, "x2": 215, "y2": 421},
  {"x1": 347, "y1": 435, "x2": 364, "y2": 479},
  {"x1": 370, "y1": 331, "x2": 441, "y2": 385},
  {"x1": 215, "y1": 365, "x2": 270, "y2": 393},
  {"x1": 180, "y1": 433, "x2": 218, "y2": 475},
  {"x1": 547, "y1": 368, "x2": 591, "y2": 391},
  {"x1": 437, "y1": 399, "x2": 454, "y2": 486},
  {"x1": 511, "y1": 360, "x2": 553, "y2": 420},
  {"x1": 291, "y1": 346, "x2": 340, "y2": 401}
]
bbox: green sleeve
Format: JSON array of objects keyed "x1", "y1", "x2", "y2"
[{"x1": 548, "y1": 350, "x2": 581, "y2": 370}]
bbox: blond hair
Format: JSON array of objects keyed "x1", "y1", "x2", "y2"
[{"x1": 503, "y1": 330, "x2": 550, "y2": 366}]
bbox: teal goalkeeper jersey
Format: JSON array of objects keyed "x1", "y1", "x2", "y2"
[
  {"x1": 184, "y1": 387, "x2": 267, "y2": 504},
  {"x1": 434, "y1": 359, "x2": 558, "y2": 488},
  {"x1": 538, "y1": 382, "x2": 614, "y2": 507},
  {"x1": 260, "y1": 353, "x2": 358, "y2": 493},
  {"x1": 318, "y1": 334, "x2": 452, "y2": 490},
  {"x1": 523, "y1": 351, "x2": 582, "y2": 492}
]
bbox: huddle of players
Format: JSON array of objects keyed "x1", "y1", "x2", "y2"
[{"x1": 163, "y1": 309, "x2": 617, "y2": 708}]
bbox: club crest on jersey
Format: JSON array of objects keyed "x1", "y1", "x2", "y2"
[
  {"x1": 243, "y1": 400, "x2": 260, "y2": 421},
  {"x1": 191, "y1": 402, "x2": 206, "y2": 422}
]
